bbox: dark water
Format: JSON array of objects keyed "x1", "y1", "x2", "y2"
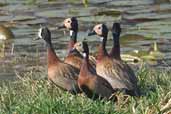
[{"x1": 0, "y1": 0, "x2": 171, "y2": 80}]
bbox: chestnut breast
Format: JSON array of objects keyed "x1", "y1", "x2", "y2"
[{"x1": 78, "y1": 72, "x2": 96, "y2": 91}]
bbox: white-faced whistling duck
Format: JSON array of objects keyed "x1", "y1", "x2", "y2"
[
  {"x1": 37, "y1": 26, "x2": 81, "y2": 94},
  {"x1": 88, "y1": 24, "x2": 140, "y2": 96},
  {"x1": 78, "y1": 40, "x2": 116, "y2": 100},
  {"x1": 57, "y1": 17, "x2": 83, "y2": 69}
]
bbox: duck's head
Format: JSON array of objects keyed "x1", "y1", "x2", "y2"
[
  {"x1": 112, "y1": 23, "x2": 121, "y2": 37},
  {"x1": 58, "y1": 17, "x2": 78, "y2": 32},
  {"x1": 73, "y1": 42, "x2": 84, "y2": 52},
  {"x1": 37, "y1": 27, "x2": 51, "y2": 43},
  {"x1": 71, "y1": 40, "x2": 89, "y2": 57},
  {"x1": 88, "y1": 24, "x2": 108, "y2": 40}
]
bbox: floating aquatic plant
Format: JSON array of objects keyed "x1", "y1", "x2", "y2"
[
  {"x1": 82, "y1": 0, "x2": 88, "y2": 8},
  {"x1": 142, "y1": 42, "x2": 164, "y2": 61}
]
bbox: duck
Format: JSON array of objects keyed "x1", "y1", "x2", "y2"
[
  {"x1": 57, "y1": 17, "x2": 96, "y2": 70},
  {"x1": 88, "y1": 24, "x2": 140, "y2": 96},
  {"x1": 78, "y1": 40, "x2": 116, "y2": 99},
  {"x1": 57, "y1": 17, "x2": 83, "y2": 69},
  {"x1": 37, "y1": 26, "x2": 81, "y2": 94}
]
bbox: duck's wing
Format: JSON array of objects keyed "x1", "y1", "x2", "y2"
[
  {"x1": 110, "y1": 59, "x2": 140, "y2": 95},
  {"x1": 121, "y1": 61, "x2": 138, "y2": 84},
  {"x1": 94, "y1": 75, "x2": 116, "y2": 98},
  {"x1": 96, "y1": 58, "x2": 137, "y2": 91},
  {"x1": 51, "y1": 63, "x2": 81, "y2": 94}
]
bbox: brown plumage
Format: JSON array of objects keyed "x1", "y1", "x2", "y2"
[
  {"x1": 78, "y1": 40, "x2": 116, "y2": 99},
  {"x1": 58, "y1": 17, "x2": 96, "y2": 71},
  {"x1": 37, "y1": 26, "x2": 81, "y2": 94},
  {"x1": 64, "y1": 50, "x2": 83, "y2": 70},
  {"x1": 88, "y1": 24, "x2": 140, "y2": 96}
]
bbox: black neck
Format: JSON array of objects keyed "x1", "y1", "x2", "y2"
[
  {"x1": 70, "y1": 30, "x2": 77, "y2": 43},
  {"x1": 101, "y1": 36, "x2": 108, "y2": 55},
  {"x1": 45, "y1": 39, "x2": 56, "y2": 55},
  {"x1": 113, "y1": 33, "x2": 120, "y2": 48},
  {"x1": 84, "y1": 52, "x2": 89, "y2": 61},
  {"x1": 46, "y1": 41, "x2": 53, "y2": 49},
  {"x1": 67, "y1": 30, "x2": 77, "y2": 52},
  {"x1": 110, "y1": 33, "x2": 121, "y2": 60},
  {"x1": 97, "y1": 36, "x2": 108, "y2": 60},
  {"x1": 81, "y1": 53, "x2": 89, "y2": 72},
  {"x1": 46, "y1": 38, "x2": 61, "y2": 65}
]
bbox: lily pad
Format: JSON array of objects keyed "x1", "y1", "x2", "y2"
[
  {"x1": 120, "y1": 34, "x2": 153, "y2": 44},
  {"x1": 128, "y1": 50, "x2": 148, "y2": 58},
  {"x1": 0, "y1": 2, "x2": 8, "y2": 7},
  {"x1": 95, "y1": 10, "x2": 121, "y2": 17}
]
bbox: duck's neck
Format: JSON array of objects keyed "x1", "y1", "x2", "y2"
[
  {"x1": 46, "y1": 42, "x2": 60, "y2": 67},
  {"x1": 80, "y1": 53, "x2": 89, "y2": 75},
  {"x1": 68, "y1": 30, "x2": 77, "y2": 52},
  {"x1": 110, "y1": 33, "x2": 121, "y2": 60},
  {"x1": 97, "y1": 36, "x2": 108, "y2": 61}
]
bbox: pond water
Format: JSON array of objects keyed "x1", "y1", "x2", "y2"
[{"x1": 0, "y1": 0, "x2": 171, "y2": 80}]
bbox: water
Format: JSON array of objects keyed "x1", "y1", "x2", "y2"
[{"x1": 0, "y1": 0, "x2": 171, "y2": 80}]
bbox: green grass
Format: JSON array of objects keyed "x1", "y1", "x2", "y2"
[{"x1": 0, "y1": 65, "x2": 171, "y2": 114}]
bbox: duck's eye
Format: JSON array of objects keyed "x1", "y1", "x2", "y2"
[
  {"x1": 67, "y1": 20, "x2": 70, "y2": 23},
  {"x1": 98, "y1": 27, "x2": 101, "y2": 29}
]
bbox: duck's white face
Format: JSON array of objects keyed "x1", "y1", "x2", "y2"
[
  {"x1": 38, "y1": 28, "x2": 43, "y2": 39},
  {"x1": 93, "y1": 24, "x2": 103, "y2": 36},
  {"x1": 73, "y1": 42, "x2": 83, "y2": 52},
  {"x1": 63, "y1": 18, "x2": 72, "y2": 29}
]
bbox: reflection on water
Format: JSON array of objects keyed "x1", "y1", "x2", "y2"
[{"x1": 0, "y1": 0, "x2": 171, "y2": 79}]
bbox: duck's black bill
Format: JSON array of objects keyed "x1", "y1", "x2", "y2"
[
  {"x1": 56, "y1": 25, "x2": 65, "y2": 30},
  {"x1": 88, "y1": 30, "x2": 96, "y2": 36}
]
